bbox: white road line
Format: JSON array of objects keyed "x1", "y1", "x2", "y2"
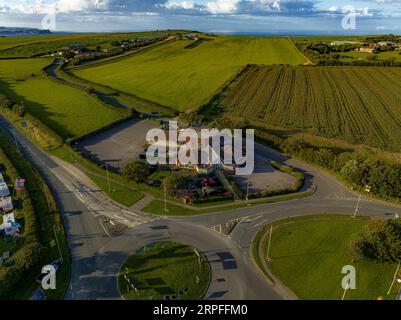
[
  {"x1": 254, "y1": 219, "x2": 270, "y2": 228},
  {"x1": 98, "y1": 220, "x2": 111, "y2": 237},
  {"x1": 113, "y1": 214, "x2": 130, "y2": 223}
]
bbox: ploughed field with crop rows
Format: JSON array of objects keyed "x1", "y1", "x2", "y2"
[{"x1": 219, "y1": 65, "x2": 401, "y2": 151}]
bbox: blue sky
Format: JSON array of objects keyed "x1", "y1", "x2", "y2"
[{"x1": 1, "y1": 0, "x2": 401, "y2": 34}]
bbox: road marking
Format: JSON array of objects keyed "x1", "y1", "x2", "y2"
[
  {"x1": 254, "y1": 219, "x2": 270, "y2": 228},
  {"x1": 113, "y1": 214, "x2": 130, "y2": 223},
  {"x1": 98, "y1": 219, "x2": 111, "y2": 237}
]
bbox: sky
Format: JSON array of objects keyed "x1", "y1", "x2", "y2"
[{"x1": 1, "y1": 0, "x2": 401, "y2": 34}]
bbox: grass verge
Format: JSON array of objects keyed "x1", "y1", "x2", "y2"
[
  {"x1": 254, "y1": 214, "x2": 400, "y2": 300},
  {"x1": 87, "y1": 173, "x2": 144, "y2": 207},
  {"x1": 118, "y1": 241, "x2": 210, "y2": 300}
]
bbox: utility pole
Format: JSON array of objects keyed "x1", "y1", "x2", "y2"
[
  {"x1": 353, "y1": 194, "x2": 362, "y2": 218},
  {"x1": 387, "y1": 261, "x2": 400, "y2": 295},
  {"x1": 332, "y1": 157, "x2": 337, "y2": 173},
  {"x1": 13, "y1": 131, "x2": 20, "y2": 154},
  {"x1": 194, "y1": 248, "x2": 202, "y2": 283},
  {"x1": 266, "y1": 224, "x2": 273, "y2": 262},
  {"x1": 164, "y1": 180, "x2": 168, "y2": 213},
  {"x1": 341, "y1": 281, "x2": 350, "y2": 300},
  {"x1": 66, "y1": 137, "x2": 73, "y2": 163},
  {"x1": 53, "y1": 225, "x2": 63, "y2": 262},
  {"x1": 246, "y1": 181, "x2": 250, "y2": 204},
  {"x1": 43, "y1": 180, "x2": 51, "y2": 212},
  {"x1": 105, "y1": 161, "x2": 111, "y2": 193}
]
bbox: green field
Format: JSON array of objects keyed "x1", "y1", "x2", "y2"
[
  {"x1": 73, "y1": 36, "x2": 307, "y2": 111},
  {"x1": 0, "y1": 32, "x2": 170, "y2": 58},
  {"x1": 341, "y1": 50, "x2": 401, "y2": 62},
  {"x1": 0, "y1": 58, "x2": 125, "y2": 138},
  {"x1": 256, "y1": 216, "x2": 400, "y2": 300},
  {"x1": 216, "y1": 65, "x2": 401, "y2": 151},
  {"x1": 119, "y1": 241, "x2": 209, "y2": 300}
]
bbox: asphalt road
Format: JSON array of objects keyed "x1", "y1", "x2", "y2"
[{"x1": 1, "y1": 112, "x2": 400, "y2": 300}]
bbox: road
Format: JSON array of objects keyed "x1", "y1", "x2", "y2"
[{"x1": 1, "y1": 108, "x2": 400, "y2": 300}]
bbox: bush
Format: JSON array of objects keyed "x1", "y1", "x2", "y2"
[
  {"x1": 349, "y1": 219, "x2": 401, "y2": 263},
  {"x1": 0, "y1": 241, "x2": 45, "y2": 297},
  {"x1": 164, "y1": 175, "x2": 187, "y2": 195},
  {"x1": 123, "y1": 161, "x2": 150, "y2": 183}
]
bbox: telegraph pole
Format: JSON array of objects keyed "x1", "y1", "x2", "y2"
[
  {"x1": 266, "y1": 224, "x2": 273, "y2": 262},
  {"x1": 353, "y1": 194, "x2": 362, "y2": 218},
  {"x1": 66, "y1": 137, "x2": 74, "y2": 163},
  {"x1": 246, "y1": 181, "x2": 250, "y2": 204},
  {"x1": 164, "y1": 180, "x2": 168, "y2": 213},
  {"x1": 105, "y1": 161, "x2": 111, "y2": 193}
]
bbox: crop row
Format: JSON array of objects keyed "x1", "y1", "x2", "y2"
[{"x1": 220, "y1": 66, "x2": 401, "y2": 151}]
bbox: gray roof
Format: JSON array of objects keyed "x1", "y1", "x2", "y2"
[{"x1": 0, "y1": 181, "x2": 10, "y2": 198}]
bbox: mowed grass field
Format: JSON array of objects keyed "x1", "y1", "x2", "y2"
[
  {"x1": 261, "y1": 216, "x2": 399, "y2": 300},
  {"x1": 218, "y1": 65, "x2": 401, "y2": 151},
  {"x1": 73, "y1": 36, "x2": 307, "y2": 111},
  {"x1": 0, "y1": 58, "x2": 125, "y2": 138}
]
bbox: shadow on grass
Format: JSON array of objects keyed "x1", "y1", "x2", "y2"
[{"x1": 0, "y1": 78, "x2": 74, "y2": 139}]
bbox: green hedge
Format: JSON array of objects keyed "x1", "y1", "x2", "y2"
[{"x1": 0, "y1": 131, "x2": 70, "y2": 299}]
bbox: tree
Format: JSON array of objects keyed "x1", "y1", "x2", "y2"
[
  {"x1": 12, "y1": 104, "x2": 25, "y2": 117},
  {"x1": 123, "y1": 161, "x2": 150, "y2": 183},
  {"x1": 349, "y1": 219, "x2": 401, "y2": 263},
  {"x1": 62, "y1": 50, "x2": 75, "y2": 60},
  {"x1": 340, "y1": 159, "x2": 360, "y2": 184},
  {"x1": 164, "y1": 175, "x2": 185, "y2": 195}
]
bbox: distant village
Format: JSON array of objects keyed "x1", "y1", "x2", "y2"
[{"x1": 330, "y1": 38, "x2": 401, "y2": 53}]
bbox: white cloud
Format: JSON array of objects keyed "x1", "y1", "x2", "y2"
[
  {"x1": 56, "y1": 0, "x2": 110, "y2": 13},
  {"x1": 206, "y1": 0, "x2": 239, "y2": 14},
  {"x1": 164, "y1": 1, "x2": 196, "y2": 10}
]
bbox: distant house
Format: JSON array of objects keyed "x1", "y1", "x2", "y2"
[
  {"x1": 0, "y1": 197, "x2": 13, "y2": 213},
  {"x1": 330, "y1": 40, "x2": 361, "y2": 46},
  {"x1": 0, "y1": 181, "x2": 10, "y2": 198},
  {"x1": 135, "y1": 37, "x2": 155, "y2": 43},
  {"x1": 0, "y1": 212, "x2": 20, "y2": 236},
  {"x1": 358, "y1": 47, "x2": 374, "y2": 53},
  {"x1": 183, "y1": 34, "x2": 199, "y2": 41}
]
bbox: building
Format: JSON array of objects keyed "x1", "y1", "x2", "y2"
[
  {"x1": 0, "y1": 212, "x2": 20, "y2": 236},
  {"x1": 0, "y1": 196, "x2": 13, "y2": 213},
  {"x1": 0, "y1": 180, "x2": 10, "y2": 198}
]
